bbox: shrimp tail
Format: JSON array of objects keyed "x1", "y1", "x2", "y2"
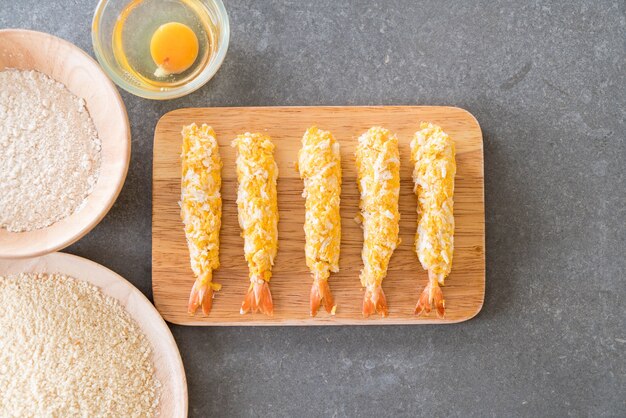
[
  {"x1": 188, "y1": 275, "x2": 219, "y2": 316},
  {"x1": 240, "y1": 277, "x2": 274, "y2": 316},
  {"x1": 310, "y1": 277, "x2": 336, "y2": 316},
  {"x1": 415, "y1": 273, "x2": 445, "y2": 318},
  {"x1": 362, "y1": 284, "x2": 388, "y2": 318}
]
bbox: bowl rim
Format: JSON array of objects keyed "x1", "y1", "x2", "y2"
[
  {"x1": 91, "y1": 0, "x2": 230, "y2": 100},
  {"x1": 0, "y1": 28, "x2": 131, "y2": 259}
]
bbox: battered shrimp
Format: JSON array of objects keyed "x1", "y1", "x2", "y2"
[
  {"x1": 232, "y1": 133, "x2": 279, "y2": 316},
  {"x1": 356, "y1": 127, "x2": 400, "y2": 317},
  {"x1": 411, "y1": 122, "x2": 456, "y2": 318}
]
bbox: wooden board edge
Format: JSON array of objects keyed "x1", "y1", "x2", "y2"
[
  {"x1": 154, "y1": 288, "x2": 486, "y2": 326},
  {"x1": 156, "y1": 314, "x2": 485, "y2": 327}
]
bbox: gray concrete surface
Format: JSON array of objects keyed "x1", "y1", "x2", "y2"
[{"x1": 2, "y1": 0, "x2": 625, "y2": 416}]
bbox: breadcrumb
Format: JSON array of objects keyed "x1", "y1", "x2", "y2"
[{"x1": 0, "y1": 273, "x2": 160, "y2": 417}]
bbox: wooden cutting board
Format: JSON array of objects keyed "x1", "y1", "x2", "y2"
[{"x1": 153, "y1": 106, "x2": 484, "y2": 325}]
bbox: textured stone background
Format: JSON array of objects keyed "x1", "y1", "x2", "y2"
[{"x1": 2, "y1": 1, "x2": 625, "y2": 416}]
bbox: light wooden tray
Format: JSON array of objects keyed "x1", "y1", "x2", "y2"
[
  {"x1": 153, "y1": 106, "x2": 484, "y2": 325},
  {"x1": 0, "y1": 253, "x2": 187, "y2": 417}
]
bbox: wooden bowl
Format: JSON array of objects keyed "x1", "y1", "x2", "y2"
[
  {"x1": 0, "y1": 253, "x2": 188, "y2": 417},
  {"x1": 0, "y1": 29, "x2": 130, "y2": 258}
]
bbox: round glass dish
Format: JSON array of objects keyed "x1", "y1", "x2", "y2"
[{"x1": 92, "y1": 0, "x2": 229, "y2": 100}]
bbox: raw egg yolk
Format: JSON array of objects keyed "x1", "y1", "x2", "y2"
[{"x1": 150, "y1": 22, "x2": 199, "y2": 76}]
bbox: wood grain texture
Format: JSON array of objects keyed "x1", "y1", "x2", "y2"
[
  {"x1": 0, "y1": 29, "x2": 130, "y2": 258},
  {"x1": 0, "y1": 253, "x2": 187, "y2": 417},
  {"x1": 153, "y1": 106, "x2": 484, "y2": 325}
]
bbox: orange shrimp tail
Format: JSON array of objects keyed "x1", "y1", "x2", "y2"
[
  {"x1": 415, "y1": 280, "x2": 445, "y2": 318},
  {"x1": 310, "y1": 278, "x2": 336, "y2": 316},
  {"x1": 240, "y1": 279, "x2": 274, "y2": 316},
  {"x1": 362, "y1": 285, "x2": 388, "y2": 318},
  {"x1": 188, "y1": 280, "x2": 214, "y2": 316}
]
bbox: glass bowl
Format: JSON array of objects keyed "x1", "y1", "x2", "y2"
[{"x1": 92, "y1": 0, "x2": 229, "y2": 100}]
